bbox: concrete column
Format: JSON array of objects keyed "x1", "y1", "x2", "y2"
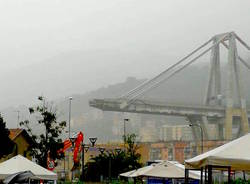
[
  {"x1": 225, "y1": 108, "x2": 233, "y2": 140},
  {"x1": 201, "y1": 117, "x2": 209, "y2": 140},
  {"x1": 233, "y1": 38, "x2": 249, "y2": 135},
  {"x1": 204, "y1": 39, "x2": 216, "y2": 105},
  {"x1": 225, "y1": 34, "x2": 235, "y2": 140},
  {"x1": 218, "y1": 123, "x2": 224, "y2": 140},
  {"x1": 241, "y1": 109, "x2": 249, "y2": 135},
  {"x1": 224, "y1": 33, "x2": 249, "y2": 139}
]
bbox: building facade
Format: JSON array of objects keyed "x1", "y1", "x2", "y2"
[{"x1": 0, "y1": 128, "x2": 33, "y2": 162}]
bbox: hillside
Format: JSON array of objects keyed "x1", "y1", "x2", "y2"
[{"x1": 2, "y1": 62, "x2": 250, "y2": 142}]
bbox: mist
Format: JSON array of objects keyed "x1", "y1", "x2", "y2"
[{"x1": 0, "y1": 0, "x2": 250, "y2": 109}]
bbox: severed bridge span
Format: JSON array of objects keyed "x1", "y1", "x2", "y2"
[{"x1": 89, "y1": 32, "x2": 250, "y2": 141}]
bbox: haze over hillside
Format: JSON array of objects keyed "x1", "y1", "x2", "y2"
[
  {"x1": 0, "y1": 1, "x2": 250, "y2": 142},
  {"x1": 3, "y1": 62, "x2": 250, "y2": 142},
  {"x1": 1, "y1": 1, "x2": 250, "y2": 110},
  {"x1": 0, "y1": 49, "x2": 173, "y2": 109}
]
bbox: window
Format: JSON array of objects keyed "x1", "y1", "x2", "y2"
[
  {"x1": 150, "y1": 148, "x2": 161, "y2": 160},
  {"x1": 168, "y1": 148, "x2": 173, "y2": 161}
]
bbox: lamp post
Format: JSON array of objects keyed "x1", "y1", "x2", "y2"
[
  {"x1": 14, "y1": 110, "x2": 20, "y2": 128},
  {"x1": 123, "y1": 118, "x2": 129, "y2": 148},
  {"x1": 89, "y1": 137, "x2": 98, "y2": 147},
  {"x1": 70, "y1": 135, "x2": 97, "y2": 181},
  {"x1": 80, "y1": 143, "x2": 89, "y2": 182},
  {"x1": 189, "y1": 123, "x2": 204, "y2": 153},
  {"x1": 68, "y1": 97, "x2": 73, "y2": 139},
  {"x1": 68, "y1": 97, "x2": 73, "y2": 176},
  {"x1": 80, "y1": 137, "x2": 97, "y2": 182},
  {"x1": 69, "y1": 135, "x2": 77, "y2": 182}
]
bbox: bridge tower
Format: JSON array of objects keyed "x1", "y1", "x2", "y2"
[
  {"x1": 204, "y1": 32, "x2": 249, "y2": 140},
  {"x1": 225, "y1": 33, "x2": 249, "y2": 140}
]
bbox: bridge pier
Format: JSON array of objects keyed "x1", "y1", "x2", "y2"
[
  {"x1": 224, "y1": 33, "x2": 249, "y2": 140},
  {"x1": 203, "y1": 32, "x2": 250, "y2": 140},
  {"x1": 225, "y1": 108, "x2": 233, "y2": 140},
  {"x1": 225, "y1": 108, "x2": 249, "y2": 140},
  {"x1": 240, "y1": 109, "x2": 249, "y2": 135},
  {"x1": 201, "y1": 116, "x2": 209, "y2": 140},
  {"x1": 218, "y1": 123, "x2": 224, "y2": 140}
]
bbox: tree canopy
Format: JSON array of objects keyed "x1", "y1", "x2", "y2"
[
  {"x1": 84, "y1": 133, "x2": 142, "y2": 182},
  {"x1": 0, "y1": 114, "x2": 15, "y2": 159},
  {"x1": 20, "y1": 96, "x2": 66, "y2": 167}
]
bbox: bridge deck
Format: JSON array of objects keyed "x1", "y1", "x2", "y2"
[
  {"x1": 89, "y1": 98, "x2": 250, "y2": 118},
  {"x1": 89, "y1": 98, "x2": 228, "y2": 117}
]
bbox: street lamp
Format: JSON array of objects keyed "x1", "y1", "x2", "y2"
[
  {"x1": 89, "y1": 137, "x2": 97, "y2": 147},
  {"x1": 67, "y1": 97, "x2": 73, "y2": 180},
  {"x1": 83, "y1": 144, "x2": 90, "y2": 153},
  {"x1": 68, "y1": 97, "x2": 73, "y2": 139},
  {"x1": 99, "y1": 147, "x2": 105, "y2": 155},
  {"x1": 80, "y1": 137, "x2": 97, "y2": 182},
  {"x1": 115, "y1": 148, "x2": 122, "y2": 154},
  {"x1": 123, "y1": 118, "x2": 129, "y2": 148},
  {"x1": 189, "y1": 123, "x2": 204, "y2": 154},
  {"x1": 80, "y1": 143, "x2": 90, "y2": 182},
  {"x1": 69, "y1": 134, "x2": 97, "y2": 181}
]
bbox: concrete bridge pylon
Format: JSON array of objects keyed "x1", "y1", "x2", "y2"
[
  {"x1": 204, "y1": 32, "x2": 249, "y2": 140},
  {"x1": 89, "y1": 32, "x2": 250, "y2": 141}
]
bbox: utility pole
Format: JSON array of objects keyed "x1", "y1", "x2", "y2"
[
  {"x1": 68, "y1": 97, "x2": 73, "y2": 179},
  {"x1": 123, "y1": 118, "x2": 129, "y2": 148},
  {"x1": 14, "y1": 110, "x2": 20, "y2": 128},
  {"x1": 69, "y1": 97, "x2": 73, "y2": 139}
]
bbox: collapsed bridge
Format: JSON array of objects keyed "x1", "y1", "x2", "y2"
[{"x1": 89, "y1": 32, "x2": 250, "y2": 141}]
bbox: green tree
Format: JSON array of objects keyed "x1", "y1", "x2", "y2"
[
  {"x1": 20, "y1": 96, "x2": 66, "y2": 167},
  {"x1": 124, "y1": 133, "x2": 142, "y2": 170},
  {"x1": 84, "y1": 133, "x2": 142, "y2": 182},
  {"x1": 0, "y1": 114, "x2": 14, "y2": 159}
]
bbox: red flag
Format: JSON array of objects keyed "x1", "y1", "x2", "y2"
[
  {"x1": 73, "y1": 132, "x2": 84, "y2": 164},
  {"x1": 63, "y1": 139, "x2": 72, "y2": 151}
]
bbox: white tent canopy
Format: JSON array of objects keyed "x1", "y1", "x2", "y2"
[
  {"x1": 120, "y1": 161, "x2": 200, "y2": 179},
  {"x1": 142, "y1": 161, "x2": 200, "y2": 179},
  {"x1": 185, "y1": 133, "x2": 250, "y2": 170},
  {"x1": 0, "y1": 155, "x2": 57, "y2": 180},
  {"x1": 120, "y1": 165, "x2": 154, "y2": 178}
]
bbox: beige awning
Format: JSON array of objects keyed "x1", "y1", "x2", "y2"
[
  {"x1": 120, "y1": 161, "x2": 200, "y2": 179},
  {"x1": 185, "y1": 133, "x2": 250, "y2": 170},
  {"x1": 141, "y1": 161, "x2": 200, "y2": 179}
]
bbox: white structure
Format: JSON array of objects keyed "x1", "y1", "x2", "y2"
[
  {"x1": 120, "y1": 165, "x2": 154, "y2": 178},
  {"x1": 0, "y1": 155, "x2": 57, "y2": 182},
  {"x1": 120, "y1": 161, "x2": 200, "y2": 180},
  {"x1": 185, "y1": 133, "x2": 250, "y2": 170}
]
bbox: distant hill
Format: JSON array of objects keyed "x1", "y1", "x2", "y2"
[
  {"x1": 0, "y1": 49, "x2": 171, "y2": 109},
  {"x1": 2, "y1": 62, "x2": 250, "y2": 142}
]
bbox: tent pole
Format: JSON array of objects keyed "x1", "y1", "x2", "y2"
[
  {"x1": 243, "y1": 171, "x2": 246, "y2": 181},
  {"x1": 228, "y1": 167, "x2": 231, "y2": 184},
  {"x1": 208, "y1": 165, "x2": 212, "y2": 184},
  {"x1": 185, "y1": 169, "x2": 189, "y2": 184},
  {"x1": 200, "y1": 167, "x2": 203, "y2": 184},
  {"x1": 205, "y1": 166, "x2": 207, "y2": 184}
]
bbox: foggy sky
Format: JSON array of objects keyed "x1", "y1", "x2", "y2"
[{"x1": 0, "y1": 0, "x2": 250, "y2": 109}]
